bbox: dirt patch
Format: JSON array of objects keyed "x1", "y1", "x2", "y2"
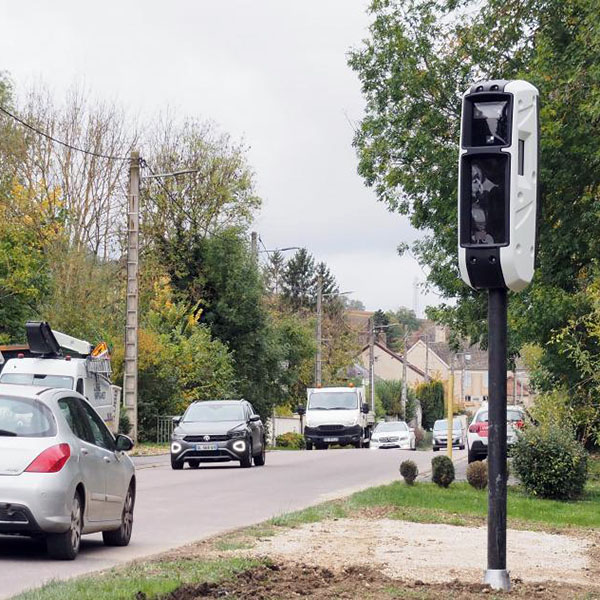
[
  {"x1": 249, "y1": 518, "x2": 598, "y2": 587},
  {"x1": 152, "y1": 562, "x2": 600, "y2": 599}
]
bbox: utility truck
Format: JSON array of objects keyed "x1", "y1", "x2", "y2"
[
  {"x1": 0, "y1": 322, "x2": 121, "y2": 432},
  {"x1": 300, "y1": 386, "x2": 374, "y2": 450}
]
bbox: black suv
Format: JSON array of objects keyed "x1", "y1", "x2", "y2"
[{"x1": 170, "y1": 400, "x2": 266, "y2": 469}]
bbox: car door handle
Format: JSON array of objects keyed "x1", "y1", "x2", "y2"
[
  {"x1": 103, "y1": 456, "x2": 111, "y2": 463},
  {"x1": 81, "y1": 448, "x2": 89, "y2": 456}
]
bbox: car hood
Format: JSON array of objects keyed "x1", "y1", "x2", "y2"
[{"x1": 174, "y1": 420, "x2": 246, "y2": 436}]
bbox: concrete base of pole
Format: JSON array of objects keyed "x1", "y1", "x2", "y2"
[{"x1": 483, "y1": 569, "x2": 511, "y2": 591}]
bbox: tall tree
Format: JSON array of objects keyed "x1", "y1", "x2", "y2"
[
  {"x1": 281, "y1": 248, "x2": 316, "y2": 310},
  {"x1": 263, "y1": 250, "x2": 286, "y2": 295}
]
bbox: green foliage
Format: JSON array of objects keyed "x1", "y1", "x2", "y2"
[
  {"x1": 375, "y1": 379, "x2": 415, "y2": 420},
  {"x1": 512, "y1": 424, "x2": 588, "y2": 500},
  {"x1": 399, "y1": 459, "x2": 418, "y2": 485},
  {"x1": 118, "y1": 409, "x2": 132, "y2": 436},
  {"x1": 431, "y1": 455, "x2": 455, "y2": 488},
  {"x1": 415, "y1": 380, "x2": 445, "y2": 429},
  {"x1": 466, "y1": 461, "x2": 488, "y2": 490},
  {"x1": 275, "y1": 431, "x2": 305, "y2": 449},
  {"x1": 348, "y1": 0, "x2": 600, "y2": 418}
]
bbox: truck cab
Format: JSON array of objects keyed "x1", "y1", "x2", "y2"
[
  {"x1": 302, "y1": 386, "x2": 374, "y2": 450},
  {"x1": 0, "y1": 322, "x2": 121, "y2": 432}
]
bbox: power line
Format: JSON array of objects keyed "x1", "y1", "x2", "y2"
[{"x1": 0, "y1": 104, "x2": 130, "y2": 161}]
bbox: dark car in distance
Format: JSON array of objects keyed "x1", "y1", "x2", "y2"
[{"x1": 170, "y1": 400, "x2": 266, "y2": 469}]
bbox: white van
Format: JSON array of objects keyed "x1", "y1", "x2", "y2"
[
  {"x1": 0, "y1": 323, "x2": 120, "y2": 432},
  {"x1": 302, "y1": 386, "x2": 374, "y2": 450}
]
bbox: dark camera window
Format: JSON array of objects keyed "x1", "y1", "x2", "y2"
[
  {"x1": 468, "y1": 156, "x2": 507, "y2": 245},
  {"x1": 471, "y1": 101, "x2": 509, "y2": 146}
]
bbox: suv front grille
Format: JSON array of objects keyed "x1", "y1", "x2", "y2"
[
  {"x1": 318, "y1": 425, "x2": 345, "y2": 432},
  {"x1": 184, "y1": 434, "x2": 229, "y2": 442}
]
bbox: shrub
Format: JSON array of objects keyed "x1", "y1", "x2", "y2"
[
  {"x1": 511, "y1": 424, "x2": 588, "y2": 499},
  {"x1": 431, "y1": 455, "x2": 455, "y2": 488},
  {"x1": 276, "y1": 431, "x2": 305, "y2": 449},
  {"x1": 400, "y1": 460, "x2": 419, "y2": 485},
  {"x1": 466, "y1": 460, "x2": 488, "y2": 490},
  {"x1": 416, "y1": 381, "x2": 445, "y2": 429}
]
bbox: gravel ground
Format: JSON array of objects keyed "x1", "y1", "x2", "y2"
[{"x1": 250, "y1": 518, "x2": 598, "y2": 587}]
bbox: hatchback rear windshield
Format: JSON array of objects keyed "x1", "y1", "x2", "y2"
[
  {"x1": 475, "y1": 409, "x2": 523, "y2": 423},
  {"x1": 184, "y1": 403, "x2": 244, "y2": 422},
  {"x1": 0, "y1": 395, "x2": 56, "y2": 437},
  {"x1": 0, "y1": 373, "x2": 74, "y2": 390}
]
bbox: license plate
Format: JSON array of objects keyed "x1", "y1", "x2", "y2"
[
  {"x1": 195, "y1": 443, "x2": 218, "y2": 451},
  {"x1": 323, "y1": 437, "x2": 339, "y2": 443}
]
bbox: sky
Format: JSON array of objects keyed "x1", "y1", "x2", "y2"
[{"x1": 0, "y1": 0, "x2": 443, "y2": 314}]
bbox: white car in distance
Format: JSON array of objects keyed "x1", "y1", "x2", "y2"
[{"x1": 370, "y1": 421, "x2": 416, "y2": 450}]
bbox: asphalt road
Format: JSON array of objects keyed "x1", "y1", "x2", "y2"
[{"x1": 0, "y1": 447, "x2": 466, "y2": 598}]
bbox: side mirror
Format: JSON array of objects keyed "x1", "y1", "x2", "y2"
[
  {"x1": 249, "y1": 414, "x2": 261, "y2": 423},
  {"x1": 115, "y1": 434, "x2": 134, "y2": 452},
  {"x1": 361, "y1": 403, "x2": 369, "y2": 414},
  {"x1": 172, "y1": 416, "x2": 181, "y2": 426},
  {"x1": 296, "y1": 405, "x2": 306, "y2": 416}
]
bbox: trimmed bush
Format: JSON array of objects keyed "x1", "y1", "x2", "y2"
[
  {"x1": 400, "y1": 460, "x2": 419, "y2": 485},
  {"x1": 511, "y1": 424, "x2": 588, "y2": 500},
  {"x1": 275, "y1": 431, "x2": 305, "y2": 449},
  {"x1": 431, "y1": 455, "x2": 455, "y2": 488},
  {"x1": 466, "y1": 460, "x2": 488, "y2": 490}
]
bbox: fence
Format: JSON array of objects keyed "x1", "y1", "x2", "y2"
[{"x1": 156, "y1": 415, "x2": 178, "y2": 444}]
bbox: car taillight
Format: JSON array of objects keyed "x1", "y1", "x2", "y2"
[
  {"x1": 469, "y1": 423, "x2": 489, "y2": 437},
  {"x1": 25, "y1": 444, "x2": 71, "y2": 473}
]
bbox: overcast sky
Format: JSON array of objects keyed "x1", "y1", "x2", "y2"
[{"x1": 0, "y1": 0, "x2": 443, "y2": 314}]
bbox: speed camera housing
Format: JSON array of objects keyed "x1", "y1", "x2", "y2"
[{"x1": 458, "y1": 80, "x2": 539, "y2": 292}]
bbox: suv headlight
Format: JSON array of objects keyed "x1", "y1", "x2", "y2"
[{"x1": 228, "y1": 429, "x2": 246, "y2": 439}]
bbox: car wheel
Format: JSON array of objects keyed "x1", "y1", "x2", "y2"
[
  {"x1": 468, "y1": 448, "x2": 480, "y2": 463},
  {"x1": 240, "y1": 441, "x2": 253, "y2": 468},
  {"x1": 412, "y1": 440, "x2": 417, "y2": 451},
  {"x1": 433, "y1": 447, "x2": 439, "y2": 452},
  {"x1": 46, "y1": 491, "x2": 82, "y2": 560},
  {"x1": 459, "y1": 445, "x2": 465, "y2": 450},
  {"x1": 254, "y1": 439, "x2": 266, "y2": 466},
  {"x1": 305, "y1": 440, "x2": 313, "y2": 451},
  {"x1": 188, "y1": 460, "x2": 200, "y2": 469},
  {"x1": 103, "y1": 484, "x2": 134, "y2": 547},
  {"x1": 171, "y1": 457, "x2": 184, "y2": 470}
]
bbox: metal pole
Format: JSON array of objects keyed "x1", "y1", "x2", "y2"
[
  {"x1": 315, "y1": 277, "x2": 322, "y2": 386},
  {"x1": 124, "y1": 151, "x2": 140, "y2": 442},
  {"x1": 485, "y1": 288, "x2": 510, "y2": 591},
  {"x1": 369, "y1": 318, "x2": 375, "y2": 412},
  {"x1": 401, "y1": 332, "x2": 408, "y2": 418},
  {"x1": 447, "y1": 367, "x2": 453, "y2": 459},
  {"x1": 460, "y1": 356, "x2": 465, "y2": 408}
]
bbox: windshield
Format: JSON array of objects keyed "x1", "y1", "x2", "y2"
[
  {"x1": 434, "y1": 419, "x2": 462, "y2": 431},
  {"x1": 0, "y1": 373, "x2": 74, "y2": 390},
  {"x1": 183, "y1": 402, "x2": 244, "y2": 422},
  {"x1": 0, "y1": 395, "x2": 56, "y2": 437},
  {"x1": 375, "y1": 422, "x2": 407, "y2": 432},
  {"x1": 308, "y1": 392, "x2": 358, "y2": 410},
  {"x1": 475, "y1": 410, "x2": 523, "y2": 423}
]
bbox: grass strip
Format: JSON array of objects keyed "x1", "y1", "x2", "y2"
[{"x1": 13, "y1": 556, "x2": 263, "y2": 600}]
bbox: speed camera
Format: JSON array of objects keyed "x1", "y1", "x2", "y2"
[{"x1": 458, "y1": 80, "x2": 539, "y2": 292}]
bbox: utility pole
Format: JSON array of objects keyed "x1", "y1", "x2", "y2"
[
  {"x1": 251, "y1": 231, "x2": 258, "y2": 261},
  {"x1": 369, "y1": 318, "x2": 375, "y2": 412},
  {"x1": 315, "y1": 276, "x2": 322, "y2": 386},
  {"x1": 124, "y1": 151, "x2": 140, "y2": 442}
]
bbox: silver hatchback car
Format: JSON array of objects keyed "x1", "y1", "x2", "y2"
[{"x1": 0, "y1": 384, "x2": 135, "y2": 559}]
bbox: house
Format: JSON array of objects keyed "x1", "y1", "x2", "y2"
[{"x1": 406, "y1": 325, "x2": 532, "y2": 411}]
